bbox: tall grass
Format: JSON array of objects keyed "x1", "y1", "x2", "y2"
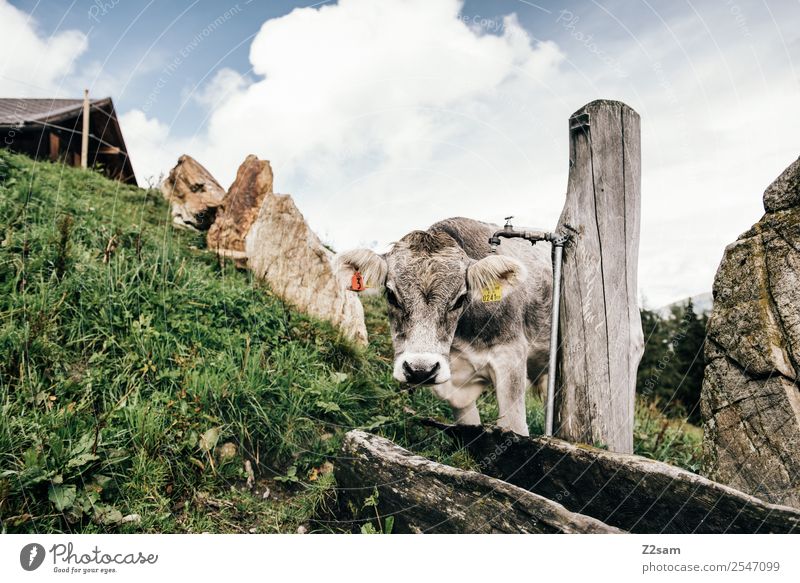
[{"x1": 0, "y1": 151, "x2": 701, "y2": 533}]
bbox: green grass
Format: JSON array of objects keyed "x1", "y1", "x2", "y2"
[{"x1": 0, "y1": 151, "x2": 702, "y2": 533}]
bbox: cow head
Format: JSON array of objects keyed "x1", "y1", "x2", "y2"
[{"x1": 336, "y1": 230, "x2": 527, "y2": 385}]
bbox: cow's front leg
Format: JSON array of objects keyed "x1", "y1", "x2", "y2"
[
  {"x1": 491, "y1": 350, "x2": 529, "y2": 436},
  {"x1": 430, "y1": 380, "x2": 484, "y2": 426}
]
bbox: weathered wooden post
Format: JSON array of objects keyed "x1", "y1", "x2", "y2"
[
  {"x1": 81, "y1": 89, "x2": 90, "y2": 169},
  {"x1": 554, "y1": 99, "x2": 643, "y2": 454}
]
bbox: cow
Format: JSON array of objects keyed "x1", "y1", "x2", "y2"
[{"x1": 335, "y1": 217, "x2": 552, "y2": 436}]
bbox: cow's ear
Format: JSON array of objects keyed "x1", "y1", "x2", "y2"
[
  {"x1": 334, "y1": 249, "x2": 388, "y2": 291},
  {"x1": 467, "y1": 255, "x2": 528, "y2": 300}
]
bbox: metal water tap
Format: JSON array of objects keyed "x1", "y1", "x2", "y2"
[
  {"x1": 489, "y1": 216, "x2": 557, "y2": 251},
  {"x1": 488, "y1": 216, "x2": 515, "y2": 250}
]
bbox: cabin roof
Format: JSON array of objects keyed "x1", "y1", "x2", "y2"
[{"x1": 0, "y1": 97, "x2": 112, "y2": 126}]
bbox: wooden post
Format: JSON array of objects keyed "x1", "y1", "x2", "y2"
[
  {"x1": 554, "y1": 99, "x2": 643, "y2": 454},
  {"x1": 48, "y1": 132, "x2": 60, "y2": 161},
  {"x1": 81, "y1": 89, "x2": 90, "y2": 169}
]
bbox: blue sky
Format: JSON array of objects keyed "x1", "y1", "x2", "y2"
[
  {"x1": 7, "y1": 1, "x2": 296, "y2": 127},
  {"x1": 12, "y1": 1, "x2": 794, "y2": 140},
  {"x1": 1, "y1": 0, "x2": 799, "y2": 306}
]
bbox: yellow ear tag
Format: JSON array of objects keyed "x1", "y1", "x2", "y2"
[{"x1": 481, "y1": 282, "x2": 502, "y2": 303}]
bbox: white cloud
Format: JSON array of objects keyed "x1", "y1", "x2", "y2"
[
  {"x1": 123, "y1": 0, "x2": 568, "y2": 247},
  {"x1": 191, "y1": 67, "x2": 251, "y2": 108},
  {"x1": 119, "y1": 109, "x2": 186, "y2": 187},
  {"x1": 0, "y1": 0, "x2": 88, "y2": 95},
  {"x1": 114, "y1": 0, "x2": 800, "y2": 307}
]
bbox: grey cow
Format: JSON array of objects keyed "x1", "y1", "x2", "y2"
[{"x1": 335, "y1": 217, "x2": 552, "y2": 436}]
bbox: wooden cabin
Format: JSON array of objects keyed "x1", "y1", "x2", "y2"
[{"x1": 0, "y1": 97, "x2": 137, "y2": 185}]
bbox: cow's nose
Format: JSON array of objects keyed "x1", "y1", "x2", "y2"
[{"x1": 402, "y1": 361, "x2": 441, "y2": 384}]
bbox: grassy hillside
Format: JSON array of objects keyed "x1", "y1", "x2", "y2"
[{"x1": 0, "y1": 151, "x2": 702, "y2": 533}]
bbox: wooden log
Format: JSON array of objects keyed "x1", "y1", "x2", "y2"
[
  {"x1": 555, "y1": 99, "x2": 644, "y2": 453},
  {"x1": 426, "y1": 422, "x2": 800, "y2": 534},
  {"x1": 333, "y1": 430, "x2": 622, "y2": 533}
]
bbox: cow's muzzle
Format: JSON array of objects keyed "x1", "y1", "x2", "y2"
[
  {"x1": 393, "y1": 353, "x2": 450, "y2": 385},
  {"x1": 402, "y1": 361, "x2": 439, "y2": 384}
]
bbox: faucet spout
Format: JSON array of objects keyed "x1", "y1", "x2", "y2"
[{"x1": 489, "y1": 217, "x2": 554, "y2": 248}]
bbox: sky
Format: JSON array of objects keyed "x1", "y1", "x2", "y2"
[{"x1": 1, "y1": 0, "x2": 798, "y2": 307}]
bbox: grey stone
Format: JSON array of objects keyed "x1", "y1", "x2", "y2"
[
  {"x1": 161, "y1": 155, "x2": 226, "y2": 231},
  {"x1": 702, "y1": 155, "x2": 800, "y2": 508},
  {"x1": 763, "y1": 155, "x2": 800, "y2": 212},
  {"x1": 245, "y1": 192, "x2": 368, "y2": 345}
]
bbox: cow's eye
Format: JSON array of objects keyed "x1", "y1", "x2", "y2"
[
  {"x1": 451, "y1": 293, "x2": 467, "y2": 311},
  {"x1": 385, "y1": 288, "x2": 401, "y2": 309}
]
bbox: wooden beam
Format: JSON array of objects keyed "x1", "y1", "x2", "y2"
[
  {"x1": 48, "y1": 132, "x2": 59, "y2": 161},
  {"x1": 555, "y1": 99, "x2": 643, "y2": 453},
  {"x1": 426, "y1": 422, "x2": 800, "y2": 534},
  {"x1": 333, "y1": 430, "x2": 621, "y2": 533}
]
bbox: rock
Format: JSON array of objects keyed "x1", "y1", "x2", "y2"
[
  {"x1": 701, "y1": 155, "x2": 800, "y2": 508},
  {"x1": 120, "y1": 513, "x2": 142, "y2": 525},
  {"x1": 333, "y1": 430, "x2": 622, "y2": 533},
  {"x1": 161, "y1": 155, "x2": 226, "y2": 230},
  {"x1": 764, "y1": 155, "x2": 800, "y2": 212},
  {"x1": 207, "y1": 154, "x2": 274, "y2": 263},
  {"x1": 245, "y1": 192, "x2": 368, "y2": 345},
  {"x1": 166, "y1": 153, "x2": 367, "y2": 344}
]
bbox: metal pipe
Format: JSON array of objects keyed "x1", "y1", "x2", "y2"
[
  {"x1": 488, "y1": 219, "x2": 569, "y2": 437},
  {"x1": 545, "y1": 240, "x2": 565, "y2": 436},
  {"x1": 489, "y1": 220, "x2": 553, "y2": 250}
]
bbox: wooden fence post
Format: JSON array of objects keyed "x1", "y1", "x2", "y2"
[
  {"x1": 81, "y1": 89, "x2": 90, "y2": 169},
  {"x1": 554, "y1": 99, "x2": 643, "y2": 454}
]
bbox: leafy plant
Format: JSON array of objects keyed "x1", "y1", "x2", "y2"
[{"x1": 359, "y1": 488, "x2": 394, "y2": 534}]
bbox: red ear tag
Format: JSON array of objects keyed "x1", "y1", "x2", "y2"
[{"x1": 351, "y1": 271, "x2": 366, "y2": 292}]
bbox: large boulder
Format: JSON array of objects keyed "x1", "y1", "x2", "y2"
[
  {"x1": 764, "y1": 155, "x2": 800, "y2": 212},
  {"x1": 161, "y1": 155, "x2": 226, "y2": 230},
  {"x1": 701, "y1": 155, "x2": 800, "y2": 507},
  {"x1": 245, "y1": 192, "x2": 368, "y2": 345},
  {"x1": 207, "y1": 155, "x2": 274, "y2": 262}
]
